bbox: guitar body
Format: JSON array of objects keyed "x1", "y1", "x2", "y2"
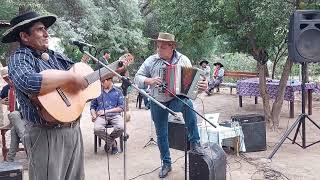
[
  {"x1": 37, "y1": 62, "x2": 101, "y2": 123},
  {"x1": 35, "y1": 53, "x2": 134, "y2": 123}
]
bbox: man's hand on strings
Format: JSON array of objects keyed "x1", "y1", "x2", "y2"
[{"x1": 68, "y1": 74, "x2": 88, "y2": 93}]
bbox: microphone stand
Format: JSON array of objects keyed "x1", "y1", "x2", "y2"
[
  {"x1": 161, "y1": 87, "x2": 216, "y2": 180},
  {"x1": 163, "y1": 87, "x2": 216, "y2": 128},
  {"x1": 83, "y1": 51, "x2": 177, "y2": 180}
]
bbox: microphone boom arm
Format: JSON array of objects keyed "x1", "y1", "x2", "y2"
[{"x1": 83, "y1": 51, "x2": 177, "y2": 117}]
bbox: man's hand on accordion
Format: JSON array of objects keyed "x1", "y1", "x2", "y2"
[
  {"x1": 197, "y1": 78, "x2": 208, "y2": 93},
  {"x1": 145, "y1": 77, "x2": 162, "y2": 86}
]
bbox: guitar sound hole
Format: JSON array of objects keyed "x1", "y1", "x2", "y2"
[{"x1": 56, "y1": 88, "x2": 71, "y2": 107}]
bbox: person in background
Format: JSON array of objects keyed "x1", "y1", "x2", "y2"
[
  {"x1": 206, "y1": 62, "x2": 224, "y2": 95},
  {"x1": 90, "y1": 77, "x2": 124, "y2": 154},
  {"x1": 0, "y1": 66, "x2": 25, "y2": 162},
  {"x1": 143, "y1": 85, "x2": 150, "y2": 110},
  {"x1": 199, "y1": 59, "x2": 211, "y2": 81},
  {"x1": 95, "y1": 50, "x2": 110, "y2": 70}
]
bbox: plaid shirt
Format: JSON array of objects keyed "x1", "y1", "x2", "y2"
[
  {"x1": 8, "y1": 45, "x2": 74, "y2": 124},
  {"x1": 90, "y1": 86, "x2": 124, "y2": 116}
]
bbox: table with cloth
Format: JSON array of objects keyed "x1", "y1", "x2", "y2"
[
  {"x1": 236, "y1": 78, "x2": 316, "y2": 118},
  {"x1": 198, "y1": 114, "x2": 246, "y2": 154}
]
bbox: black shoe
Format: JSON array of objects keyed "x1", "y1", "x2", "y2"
[
  {"x1": 190, "y1": 142, "x2": 205, "y2": 156},
  {"x1": 123, "y1": 133, "x2": 129, "y2": 141},
  {"x1": 205, "y1": 90, "x2": 212, "y2": 95},
  {"x1": 111, "y1": 141, "x2": 118, "y2": 154},
  {"x1": 111, "y1": 146, "x2": 118, "y2": 154},
  {"x1": 158, "y1": 164, "x2": 172, "y2": 178}
]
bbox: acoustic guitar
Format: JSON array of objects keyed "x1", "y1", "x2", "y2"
[{"x1": 35, "y1": 53, "x2": 134, "y2": 123}]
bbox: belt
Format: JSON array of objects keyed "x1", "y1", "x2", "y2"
[{"x1": 27, "y1": 119, "x2": 80, "y2": 129}]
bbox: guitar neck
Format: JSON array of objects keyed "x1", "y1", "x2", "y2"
[{"x1": 85, "y1": 61, "x2": 122, "y2": 85}]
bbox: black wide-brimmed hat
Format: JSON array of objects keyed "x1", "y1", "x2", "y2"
[
  {"x1": 1, "y1": 11, "x2": 57, "y2": 43},
  {"x1": 199, "y1": 60, "x2": 209, "y2": 65},
  {"x1": 213, "y1": 62, "x2": 224, "y2": 67}
]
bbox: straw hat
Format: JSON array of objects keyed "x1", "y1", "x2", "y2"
[{"x1": 149, "y1": 32, "x2": 177, "y2": 43}]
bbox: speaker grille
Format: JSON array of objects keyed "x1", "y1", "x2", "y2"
[
  {"x1": 288, "y1": 10, "x2": 320, "y2": 63},
  {"x1": 296, "y1": 29, "x2": 320, "y2": 60}
]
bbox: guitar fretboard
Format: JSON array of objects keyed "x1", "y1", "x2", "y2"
[{"x1": 85, "y1": 61, "x2": 121, "y2": 85}]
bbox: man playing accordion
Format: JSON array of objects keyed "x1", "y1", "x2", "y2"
[{"x1": 134, "y1": 32, "x2": 208, "y2": 178}]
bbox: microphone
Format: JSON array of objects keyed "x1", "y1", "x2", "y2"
[{"x1": 69, "y1": 39, "x2": 95, "y2": 48}]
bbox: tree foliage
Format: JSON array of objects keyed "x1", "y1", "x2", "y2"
[
  {"x1": 0, "y1": 0, "x2": 147, "y2": 63},
  {"x1": 149, "y1": 0, "x2": 294, "y2": 62}
]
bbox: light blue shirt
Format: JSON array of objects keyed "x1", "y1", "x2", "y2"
[
  {"x1": 134, "y1": 50, "x2": 192, "y2": 102},
  {"x1": 217, "y1": 68, "x2": 225, "y2": 78},
  {"x1": 202, "y1": 66, "x2": 211, "y2": 80}
]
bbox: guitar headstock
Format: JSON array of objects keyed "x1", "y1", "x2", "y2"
[{"x1": 118, "y1": 53, "x2": 134, "y2": 66}]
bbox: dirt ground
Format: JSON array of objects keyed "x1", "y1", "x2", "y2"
[{"x1": 3, "y1": 87, "x2": 320, "y2": 180}]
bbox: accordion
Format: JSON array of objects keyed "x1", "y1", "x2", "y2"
[{"x1": 158, "y1": 65, "x2": 205, "y2": 100}]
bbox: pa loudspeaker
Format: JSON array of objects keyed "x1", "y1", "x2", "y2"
[
  {"x1": 288, "y1": 10, "x2": 320, "y2": 63},
  {"x1": 189, "y1": 143, "x2": 226, "y2": 180},
  {"x1": 231, "y1": 114, "x2": 267, "y2": 152}
]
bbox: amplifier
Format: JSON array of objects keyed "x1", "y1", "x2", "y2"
[
  {"x1": 0, "y1": 162, "x2": 23, "y2": 180},
  {"x1": 189, "y1": 143, "x2": 226, "y2": 180},
  {"x1": 168, "y1": 115, "x2": 190, "y2": 151},
  {"x1": 231, "y1": 114, "x2": 267, "y2": 152}
]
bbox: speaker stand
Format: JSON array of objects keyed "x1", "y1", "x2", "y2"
[
  {"x1": 268, "y1": 62, "x2": 320, "y2": 159},
  {"x1": 143, "y1": 137, "x2": 157, "y2": 148},
  {"x1": 143, "y1": 114, "x2": 157, "y2": 148}
]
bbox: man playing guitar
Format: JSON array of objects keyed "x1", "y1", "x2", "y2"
[{"x1": 2, "y1": 11, "x2": 88, "y2": 180}]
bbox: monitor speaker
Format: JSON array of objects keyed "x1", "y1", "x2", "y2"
[
  {"x1": 231, "y1": 114, "x2": 266, "y2": 152},
  {"x1": 288, "y1": 10, "x2": 320, "y2": 63},
  {"x1": 189, "y1": 143, "x2": 226, "y2": 180},
  {"x1": 168, "y1": 116, "x2": 190, "y2": 151}
]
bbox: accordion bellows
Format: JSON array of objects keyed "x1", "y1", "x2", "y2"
[{"x1": 159, "y1": 65, "x2": 205, "y2": 100}]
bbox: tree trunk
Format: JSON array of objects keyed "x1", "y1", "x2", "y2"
[
  {"x1": 249, "y1": 34, "x2": 272, "y2": 123},
  {"x1": 258, "y1": 63, "x2": 271, "y2": 123},
  {"x1": 271, "y1": 60, "x2": 278, "y2": 79},
  {"x1": 270, "y1": 58, "x2": 293, "y2": 129},
  {"x1": 265, "y1": 65, "x2": 269, "y2": 77},
  {"x1": 251, "y1": 48, "x2": 271, "y2": 122},
  {"x1": 271, "y1": 62, "x2": 277, "y2": 79}
]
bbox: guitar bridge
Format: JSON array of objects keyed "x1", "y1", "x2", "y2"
[{"x1": 56, "y1": 88, "x2": 71, "y2": 107}]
